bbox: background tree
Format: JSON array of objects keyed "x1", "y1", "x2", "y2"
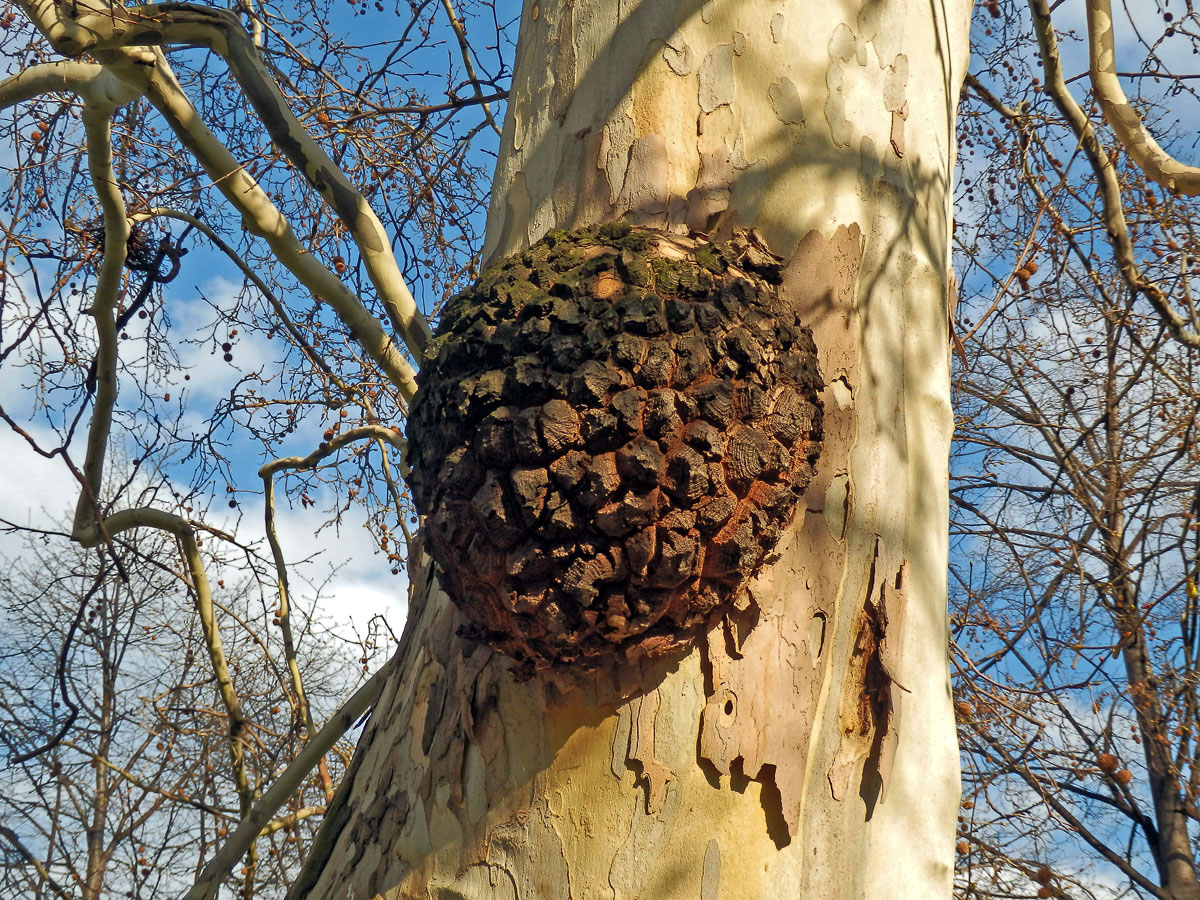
[
  {"x1": 0, "y1": 2, "x2": 507, "y2": 895},
  {"x1": 950, "y1": 0, "x2": 1200, "y2": 897},
  {"x1": 0, "y1": 478, "x2": 374, "y2": 899}
]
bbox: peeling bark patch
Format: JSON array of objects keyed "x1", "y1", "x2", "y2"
[
  {"x1": 889, "y1": 104, "x2": 907, "y2": 158},
  {"x1": 824, "y1": 24, "x2": 861, "y2": 149},
  {"x1": 686, "y1": 146, "x2": 734, "y2": 233},
  {"x1": 696, "y1": 225, "x2": 865, "y2": 841},
  {"x1": 619, "y1": 135, "x2": 670, "y2": 218},
  {"x1": 728, "y1": 159, "x2": 768, "y2": 230},
  {"x1": 808, "y1": 611, "x2": 827, "y2": 661},
  {"x1": 486, "y1": 803, "x2": 573, "y2": 899},
  {"x1": 698, "y1": 44, "x2": 736, "y2": 114},
  {"x1": 407, "y1": 225, "x2": 824, "y2": 678},
  {"x1": 883, "y1": 54, "x2": 910, "y2": 111},
  {"x1": 422, "y1": 673, "x2": 450, "y2": 756},
  {"x1": 829, "y1": 22, "x2": 857, "y2": 61},
  {"x1": 627, "y1": 691, "x2": 673, "y2": 815},
  {"x1": 823, "y1": 472, "x2": 850, "y2": 541},
  {"x1": 770, "y1": 13, "x2": 784, "y2": 43},
  {"x1": 829, "y1": 375, "x2": 853, "y2": 409},
  {"x1": 884, "y1": 54, "x2": 910, "y2": 158},
  {"x1": 548, "y1": 2, "x2": 576, "y2": 124},
  {"x1": 599, "y1": 113, "x2": 636, "y2": 206},
  {"x1": 768, "y1": 77, "x2": 806, "y2": 126},
  {"x1": 824, "y1": 64, "x2": 852, "y2": 149},
  {"x1": 489, "y1": 171, "x2": 531, "y2": 265},
  {"x1": 663, "y1": 41, "x2": 693, "y2": 76},
  {"x1": 611, "y1": 703, "x2": 634, "y2": 777},
  {"x1": 609, "y1": 779, "x2": 681, "y2": 898}
]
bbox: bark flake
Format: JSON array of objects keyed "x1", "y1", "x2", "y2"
[
  {"x1": 768, "y1": 76, "x2": 806, "y2": 127},
  {"x1": 663, "y1": 41, "x2": 693, "y2": 76},
  {"x1": 698, "y1": 44, "x2": 736, "y2": 114}
]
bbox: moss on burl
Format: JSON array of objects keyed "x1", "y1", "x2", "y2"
[{"x1": 405, "y1": 223, "x2": 823, "y2": 679}]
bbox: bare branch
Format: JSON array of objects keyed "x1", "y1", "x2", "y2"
[
  {"x1": 1085, "y1": 0, "x2": 1200, "y2": 196},
  {"x1": 182, "y1": 655, "x2": 396, "y2": 900},
  {"x1": 72, "y1": 101, "x2": 131, "y2": 539},
  {"x1": 18, "y1": 0, "x2": 433, "y2": 360},
  {"x1": 0, "y1": 60, "x2": 119, "y2": 109},
  {"x1": 1028, "y1": 0, "x2": 1200, "y2": 349},
  {"x1": 439, "y1": 0, "x2": 503, "y2": 138},
  {"x1": 0, "y1": 824, "x2": 74, "y2": 900}
]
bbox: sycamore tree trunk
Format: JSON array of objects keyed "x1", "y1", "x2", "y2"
[{"x1": 292, "y1": 1, "x2": 970, "y2": 897}]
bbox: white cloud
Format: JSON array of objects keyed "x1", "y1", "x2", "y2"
[{"x1": 0, "y1": 423, "x2": 79, "y2": 544}]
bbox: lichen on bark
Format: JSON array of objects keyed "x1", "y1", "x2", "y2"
[{"x1": 406, "y1": 224, "x2": 823, "y2": 678}]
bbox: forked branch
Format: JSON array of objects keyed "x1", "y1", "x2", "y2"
[
  {"x1": 16, "y1": 0, "x2": 433, "y2": 361},
  {"x1": 1028, "y1": 0, "x2": 1200, "y2": 349},
  {"x1": 1085, "y1": 0, "x2": 1200, "y2": 196}
]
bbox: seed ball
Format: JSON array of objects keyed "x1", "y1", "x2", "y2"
[
  {"x1": 1097, "y1": 752, "x2": 1119, "y2": 773},
  {"x1": 1114, "y1": 768, "x2": 1133, "y2": 785},
  {"x1": 406, "y1": 224, "x2": 823, "y2": 678}
]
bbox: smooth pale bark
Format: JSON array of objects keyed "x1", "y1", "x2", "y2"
[{"x1": 292, "y1": 1, "x2": 970, "y2": 897}]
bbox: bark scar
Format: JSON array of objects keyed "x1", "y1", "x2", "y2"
[{"x1": 830, "y1": 540, "x2": 908, "y2": 812}]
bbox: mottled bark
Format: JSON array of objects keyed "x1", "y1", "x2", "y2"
[{"x1": 294, "y1": 1, "x2": 969, "y2": 897}]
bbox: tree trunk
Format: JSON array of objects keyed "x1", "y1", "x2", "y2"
[{"x1": 293, "y1": 1, "x2": 970, "y2": 896}]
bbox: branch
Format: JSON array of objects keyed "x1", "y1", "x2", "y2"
[
  {"x1": 72, "y1": 101, "x2": 130, "y2": 538},
  {"x1": 257, "y1": 424, "x2": 406, "y2": 801},
  {"x1": 0, "y1": 824, "x2": 73, "y2": 900},
  {"x1": 258, "y1": 424, "x2": 406, "y2": 479},
  {"x1": 75, "y1": 506, "x2": 254, "y2": 823},
  {"x1": 1027, "y1": 0, "x2": 1200, "y2": 349},
  {"x1": 11, "y1": 6, "x2": 422, "y2": 395},
  {"x1": 129, "y1": 208, "x2": 348, "y2": 389},
  {"x1": 19, "y1": 0, "x2": 433, "y2": 361},
  {"x1": 0, "y1": 60, "x2": 123, "y2": 109},
  {"x1": 1085, "y1": 0, "x2": 1200, "y2": 196},
  {"x1": 260, "y1": 805, "x2": 325, "y2": 836},
  {"x1": 126, "y1": 47, "x2": 420, "y2": 397},
  {"x1": 9, "y1": 573, "x2": 105, "y2": 763},
  {"x1": 61, "y1": 740, "x2": 235, "y2": 819},
  {"x1": 182, "y1": 655, "x2": 395, "y2": 900},
  {"x1": 439, "y1": 0, "x2": 503, "y2": 137}
]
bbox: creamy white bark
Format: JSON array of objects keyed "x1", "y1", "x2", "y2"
[{"x1": 293, "y1": 2, "x2": 970, "y2": 897}]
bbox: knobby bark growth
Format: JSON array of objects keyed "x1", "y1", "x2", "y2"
[{"x1": 407, "y1": 223, "x2": 823, "y2": 679}]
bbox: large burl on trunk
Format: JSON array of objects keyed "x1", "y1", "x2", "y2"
[{"x1": 406, "y1": 224, "x2": 823, "y2": 679}]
